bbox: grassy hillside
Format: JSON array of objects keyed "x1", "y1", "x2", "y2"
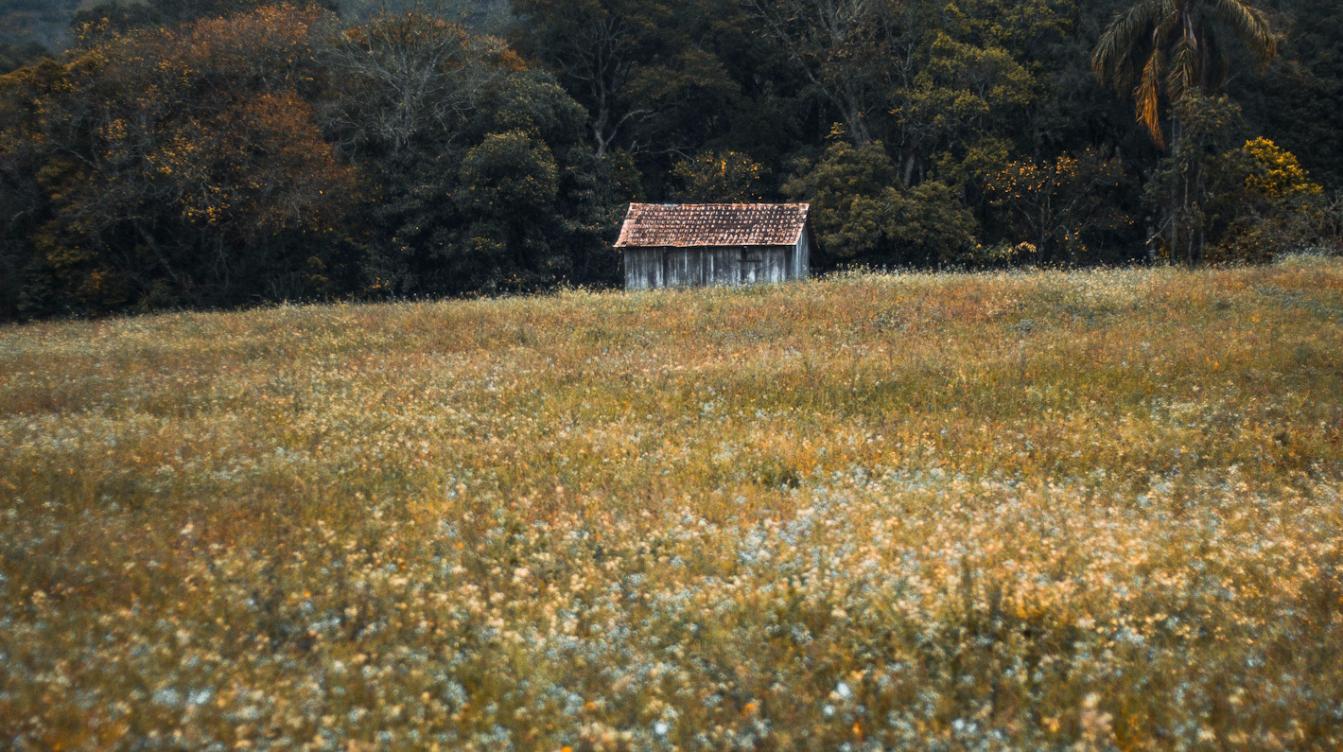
[{"x1": 2, "y1": 259, "x2": 1342, "y2": 749}]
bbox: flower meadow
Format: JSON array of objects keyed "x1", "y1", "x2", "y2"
[{"x1": 2, "y1": 258, "x2": 1342, "y2": 750}]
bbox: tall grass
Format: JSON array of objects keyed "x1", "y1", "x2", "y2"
[{"x1": 2, "y1": 258, "x2": 1342, "y2": 749}]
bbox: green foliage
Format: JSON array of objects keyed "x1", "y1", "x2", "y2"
[
  {"x1": 1234, "y1": 0, "x2": 1343, "y2": 188},
  {"x1": 70, "y1": 0, "x2": 301, "y2": 37},
  {"x1": 473, "y1": 71, "x2": 589, "y2": 146},
  {"x1": 1207, "y1": 137, "x2": 1331, "y2": 263},
  {"x1": 670, "y1": 149, "x2": 765, "y2": 202},
  {"x1": 986, "y1": 148, "x2": 1132, "y2": 263},
  {"x1": 896, "y1": 30, "x2": 1036, "y2": 187},
  {"x1": 786, "y1": 139, "x2": 976, "y2": 266},
  {"x1": 459, "y1": 131, "x2": 560, "y2": 214},
  {"x1": 1092, "y1": 0, "x2": 1276, "y2": 149},
  {"x1": 321, "y1": 11, "x2": 600, "y2": 297},
  {"x1": 1143, "y1": 92, "x2": 1246, "y2": 263},
  {"x1": 509, "y1": 0, "x2": 682, "y2": 156},
  {"x1": 451, "y1": 130, "x2": 566, "y2": 291},
  {"x1": 784, "y1": 139, "x2": 899, "y2": 261},
  {"x1": 1093, "y1": 0, "x2": 1282, "y2": 262}
]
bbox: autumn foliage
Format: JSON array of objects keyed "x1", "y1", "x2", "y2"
[
  {"x1": 1, "y1": 3, "x2": 605, "y2": 319},
  {"x1": 4, "y1": 5, "x2": 356, "y2": 312}
]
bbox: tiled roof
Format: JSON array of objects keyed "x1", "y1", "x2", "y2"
[{"x1": 615, "y1": 203, "x2": 811, "y2": 249}]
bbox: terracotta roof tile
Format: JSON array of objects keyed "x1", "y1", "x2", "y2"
[{"x1": 615, "y1": 203, "x2": 810, "y2": 249}]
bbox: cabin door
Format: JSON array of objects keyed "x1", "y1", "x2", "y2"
[
  {"x1": 739, "y1": 247, "x2": 764, "y2": 285},
  {"x1": 661, "y1": 249, "x2": 679, "y2": 288}
]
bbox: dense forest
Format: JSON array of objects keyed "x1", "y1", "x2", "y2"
[{"x1": 1, "y1": 0, "x2": 1340, "y2": 320}]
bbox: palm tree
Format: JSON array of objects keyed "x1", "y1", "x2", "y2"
[
  {"x1": 1093, "y1": 0, "x2": 1277, "y2": 150},
  {"x1": 1093, "y1": 0, "x2": 1277, "y2": 263}
]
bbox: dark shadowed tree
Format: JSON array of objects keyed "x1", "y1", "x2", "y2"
[
  {"x1": 319, "y1": 11, "x2": 602, "y2": 295},
  {"x1": 1092, "y1": 0, "x2": 1277, "y2": 262}
]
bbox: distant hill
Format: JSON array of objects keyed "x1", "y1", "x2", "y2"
[
  {"x1": 0, "y1": 0, "x2": 82, "y2": 55},
  {"x1": 0, "y1": 0, "x2": 511, "y2": 71},
  {"x1": 340, "y1": 0, "x2": 511, "y2": 31}
]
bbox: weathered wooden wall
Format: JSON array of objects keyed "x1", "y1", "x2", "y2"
[
  {"x1": 624, "y1": 231, "x2": 812, "y2": 291},
  {"x1": 794, "y1": 228, "x2": 811, "y2": 280}
]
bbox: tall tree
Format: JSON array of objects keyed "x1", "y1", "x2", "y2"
[
  {"x1": 1092, "y1": 0, "x2": 1276, "y2": 149},
  {"x1": 745, "y1": 0, "x2": 914, "y2": 147},
  {"x1": 11, "y1": 4, "x2": 359, "y2": 313},
  {"x1": 321, "y1": 11, "x2": 601, "y2": 295},
  {"x1": 509, "y1": 0, "x2": 661, "y2": 158},
  {"x1": 1092, "y1": 0, "x2": 1277, "y2": 261}
]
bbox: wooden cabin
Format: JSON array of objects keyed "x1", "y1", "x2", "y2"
[{"x1": 615, "y1": 203, "x2": 813, "y2": 291}]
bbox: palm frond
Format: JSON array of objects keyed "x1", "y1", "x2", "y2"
[
  {"x1": 1210, "y1": 0, "x2": 1278, "y2": 63},
  {"x1": 1136, "y1": 48, "x2": 1167, "y2": 149},
  {"x1": 1093, "y1": 0, "x2": 1164, "y2": 88},
  {"x1": 1167, "y1": 35, "x2": 1198, "y2": 103},
  {"x1": 1150, "y1": 7, "x2": 1182, "y2": 57}
]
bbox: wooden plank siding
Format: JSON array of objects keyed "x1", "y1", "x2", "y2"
[{"x1": 623, "y1": 235, "x2": 811, "y2": 291}]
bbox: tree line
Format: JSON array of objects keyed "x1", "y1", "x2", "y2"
[{"x1": 2, "y1": 0, "x2": 1340, "y2": 320}]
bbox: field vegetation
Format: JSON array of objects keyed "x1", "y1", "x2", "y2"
[{"x1": 2, "y1": 258, "x2": 1342, "y2": 749}]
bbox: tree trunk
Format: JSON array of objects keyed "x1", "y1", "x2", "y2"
[
  {"x1": 593, "y1": 99, "x2": 610, "y2": 158},
  {"x1": 1168, "y1": 115, "x2": 1184, "y2": 265}
]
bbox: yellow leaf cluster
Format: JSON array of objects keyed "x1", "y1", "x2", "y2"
[{"x1": 1240, "y1": 137, "x2": 1324, "y2": 199}]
